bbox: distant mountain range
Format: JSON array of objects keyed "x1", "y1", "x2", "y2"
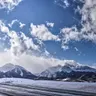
[
  {"x1": 39, "y1": 63, "x2": 96, "y2": 82},
  {"x1": 0, "y1": 63, "x2": 96, "y2": 82}
]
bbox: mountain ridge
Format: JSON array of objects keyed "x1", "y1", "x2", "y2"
[
  {"x1": 39, "y1": 63, "x2": 96, "y2": 82},
  {"x1": 0, "y1": 63, "x2": 96, "y2": 82},
  {"x1": 0, "y1": 63, "x2": 36, "y2": 79}
]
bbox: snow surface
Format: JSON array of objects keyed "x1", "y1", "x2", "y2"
[{"x1": 0, "y1": 78, "x2": 96, "y2": 93}]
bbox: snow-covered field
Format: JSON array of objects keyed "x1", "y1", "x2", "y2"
[{"x1": 0, "y1": 78, "x2": 96, "y2": 93}]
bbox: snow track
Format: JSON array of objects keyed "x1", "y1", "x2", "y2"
[{"x1": 0, "y1": 83, "x2": 95, "y2": 96}]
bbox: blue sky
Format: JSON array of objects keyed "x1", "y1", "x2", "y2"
[{"x1": 0, "y1": 0, "x2": 96, "y2": 73}]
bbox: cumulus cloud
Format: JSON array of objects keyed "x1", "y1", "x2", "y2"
[
  {"x1": 0, "y1": 20, "x2": 40, "y2": 57},
  {"x1": 80, "y1": 0, "x2": 96, "y2": 42},
  {"x1": 59, "y1": 0, "x2": 96, "y2": 49},
  {"x1": 0, "y1": 20, "x2": 53, "y2": 61},
  {"x1": 0, "y1": 0, "x2": 22, "y2": 11},
  {"x1": 30, "y1": 23, "x2": 60, "y2": 41},
  {"x1": 46, "y1": 22, "x2": 54, "y2": 27},
  {"x1": 10, "y1": 31, "x2": 40, "y2": 57},
  {"x1": 60, "y1": 26, "x2": 82, "y2": 50},
  {"x1": 0, "y1": 20, "x2": 60, "y2": 58}
]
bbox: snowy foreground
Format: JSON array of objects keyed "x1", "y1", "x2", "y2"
[{"x1": 0, "y1": 78, "x2": 96, "y2": 93}]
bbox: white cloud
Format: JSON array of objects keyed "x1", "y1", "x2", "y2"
[
  {"x1": 0, "y1": 20, "x2": 40, "y2": 57},
  {"x1": 9, "y1": 31, "x2": 40, "y2": 57},
  {"x1": 61, "y1": 45, "x2": 69, "y2": 50},
  {"x1": 0, "y1": 51, "x2": 12, "y2": 66},
  {"x1": 63, "y1": 0, "x2": 69, "y2": 8},
  {"x1": 8, "y1": 19, "x2": 25, "y2": 29},
  {"x1": 0, "y1": 0, "x2": 22, "y2": 11},
  {"x1": 61, "y1": 26, "x2": 82, "y2": 50},
  {"x1": 0, "y1": 21, "x2": 58, "y2": 57},
  {"x1": 46, "y1": 22, "x2": 54, "y2": 27},
  {"x1": 0, "y1": 20, "x2": 9, "y2": 33},
  {"x1": 0, "y1": 50, "x2": 81, "y2": 73},
  {"x1": 8, "y1": 19, "x2": 18, "y2": 28},
  {"x1": 30, "y1": 23, "x2": 60, "y2": 41},
  {"x1": 74, "y1": 47, "x2": 79, "y2": 52},
  {"x1": 54, "y1": 0, "x2": 70, "y2": 9},
  {"x1": 59, "y1": 0, "x2": 96, "y2": 49},
  {"x1": 0, "y1": 20, "x2": 52, "y2": 61},
  {"x1": 19, "y1": 22, "x2": 25, "y2": 29},
  {"x1": 80, "y1": 0, "x2": 96, "y2": 42}
]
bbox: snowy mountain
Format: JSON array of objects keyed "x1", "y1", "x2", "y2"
[
  {"x1": 39, "y1": 61, "x2": 78, "y2": 78},
  {"x1": 0, "y1": 63, "x2": 96, "y2": 82},
  {"x1": 0, "y1": 63, "x2": 15, "y2": 72},
  {"x1": 39, "y1": 63, "x2": 96, "y2": 82},
  {"x1": 40, "y1": 65, "x2": 62, "y2": 78},
  {"x1": 0, "y1": 63, "x2": 36, "y2": 79}
]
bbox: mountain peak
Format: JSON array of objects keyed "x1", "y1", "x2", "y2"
[
  {"x1": 3, "y1": 63, "x2": 14, "y2": 67},
  {"x1": 0, "y1": 63, "x2": 15, "y2": 72},
  {"x1": 0, "y1": 63, "x2": 36, "y2": 79},
  {"x1": 0, "y1": 63, "x2": 27, "y2": 73},
  {"x1": 64, "y1": 60, "x2": 79, "y2": 67}
]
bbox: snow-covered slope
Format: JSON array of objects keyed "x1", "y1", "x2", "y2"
[
  {"x1": 39, "y1": 61, "x2": 78, "y2": 78},
  {"x1": 39, "y1": 63, "x2": 76, "y2": 77},
  {"x1": 0, "y1": 63, "x2": 36, "y2": 79},
  {"x1": 40, "y1": 65, "x2": 62, "y2": 78},
  {"x1": 0, "y1": 78, "x2": 96, "y2": 93},
  {"x1": 74, "y1": 65, "x2": 96, "y2": 72}
]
